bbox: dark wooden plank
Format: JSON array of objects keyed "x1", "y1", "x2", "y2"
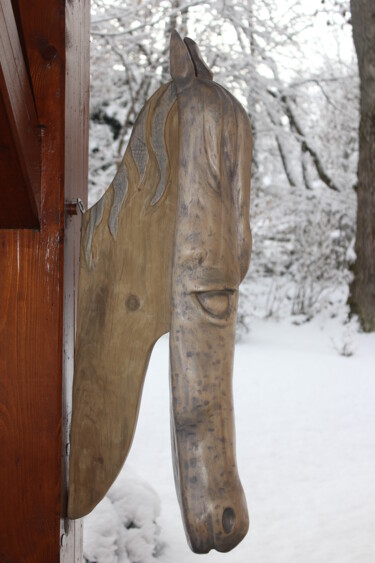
[
  {"x1": 0, "y1": 0, "x2": 89, "y2": 560},
  {"x1": 0, "y1": 228, "x2": 63, "y2": 562},
  {"x1": 0, "y1": 0, "x2": 40, "y2": 227}
]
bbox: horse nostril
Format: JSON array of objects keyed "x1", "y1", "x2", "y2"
[{"x1": 222, "y1": 507, "x2": 236, "y2": 534}]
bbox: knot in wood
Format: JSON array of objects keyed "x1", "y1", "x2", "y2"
[{"x1": 126, "y1": 294, "x2": 140, "y2": 311}]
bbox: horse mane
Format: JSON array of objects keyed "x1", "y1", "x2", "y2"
[{"x1": 84, "y1": 81, "x2": 178, "y2": 268}]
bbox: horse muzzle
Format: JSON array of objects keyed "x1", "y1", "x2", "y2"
[{"x1": 169, "y1": 290, "x2": 249, "y2": 553}]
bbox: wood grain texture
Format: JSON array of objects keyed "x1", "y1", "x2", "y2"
[
  {"x1": 0, "y1": 0, "x2": 40, "y2": 228},
  {"x1": 0, "y1": 0, "x2": 89, "y2": 560},
  {"x1": 170, "y1": 31, "x2": 252, "y2": 553},
  {"x1": 69, "y1": 30, "x2": 252, "y2": 556},
  {"x1": 68, "y1": 85, "x2": 179, "y2": 518},
  {"x1": 0, "y1": 229, "x2": 62, "y2": 562}
]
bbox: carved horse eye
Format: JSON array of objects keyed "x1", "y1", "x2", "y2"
[{"x1": 196, "y1": 290, "x2": 234, "y2": 319}]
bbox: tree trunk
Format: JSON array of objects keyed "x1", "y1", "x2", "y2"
[{"x1": 349, "y1": 0, "x2": 375, "y2": 331}]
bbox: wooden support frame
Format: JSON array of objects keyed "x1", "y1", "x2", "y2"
[
  {"x1": 0, "y1": 0, "x2": 40, "y2": 228},
  {"x1": 0, "y1": 0, "x2": 90, "y2": 560}
]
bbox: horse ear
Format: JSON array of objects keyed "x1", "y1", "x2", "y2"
[
  {"x1": 170, "y1": 30, "x2": 195, "y2": 85},
  {"x1": 184, "y1": 37, "x2": 213, "y2": 80}
]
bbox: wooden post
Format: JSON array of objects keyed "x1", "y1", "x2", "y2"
[{"x1": 0, "y1": 0, "x2": 89, "y2": 560}]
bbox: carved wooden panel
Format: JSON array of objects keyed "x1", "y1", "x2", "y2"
[
  {"x1": 69, "y1": 31, "x2": 252, "y2": 555},
  {"x1": 69, "y1": 85, "x2": 179, "y2": 518}
]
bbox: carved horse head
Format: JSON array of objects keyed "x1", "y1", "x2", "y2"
[{"x1": 68, "y1": 31, "x2": 252, "y2": 554}]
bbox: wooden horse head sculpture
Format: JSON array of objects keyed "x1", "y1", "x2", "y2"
[{"x1": 68, "y1": 31, "x2": 252, "y2": 554}]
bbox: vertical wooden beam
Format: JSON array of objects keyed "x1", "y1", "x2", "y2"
[
  {"x1": 61, "y1": 0, "x2": 90, "y2": 559},
  {"x1": 0, "y1": 0, "x2": 89, "y2": 560}
]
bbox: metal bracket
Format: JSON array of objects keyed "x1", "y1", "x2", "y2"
[{"x1": 65, "y1": 198, "x2": 86, "y2": 216}]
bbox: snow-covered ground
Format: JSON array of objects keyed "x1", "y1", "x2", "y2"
[{"x1": 84, "y1": 318, "x2": 375, "y2": 563}]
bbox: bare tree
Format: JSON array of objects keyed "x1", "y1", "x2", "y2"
[
  {"x1": 349, "y1": 0, "x2": 375, "y2": 331},
  {"x1": 89, "y1": 0, "x2": 345, "y2": 196}
]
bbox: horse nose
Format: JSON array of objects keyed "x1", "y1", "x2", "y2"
[
  {"x1": 222, "y1": 506, "x2": 236, "y2": 533},
  {"x1": 171, "y1": 416, "x2": 249, "y2": 553},
  {"x1": 174, "y1": 451, "x2": 249, "y2": 555},
  {"x1": 217, "y1": 504, "x2": 249, "y2": 552},
  {"x1": 185, "y1": 489, "x2": 249, "y2": 553}
]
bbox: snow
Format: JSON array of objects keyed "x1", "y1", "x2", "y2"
[
  {"x1": 84, "y1": 467, "x2": 163, "y2": 562},
  {"x1": 84, "y1": 317, "x2": 375, "y2": 562}
]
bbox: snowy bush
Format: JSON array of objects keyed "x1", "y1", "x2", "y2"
[
  {"x1": 243, "y1": 175, "x2": 356, "y2": 325},
  {"x1": 83, "y1": 467, "x2": 164, "y2": 563}
]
